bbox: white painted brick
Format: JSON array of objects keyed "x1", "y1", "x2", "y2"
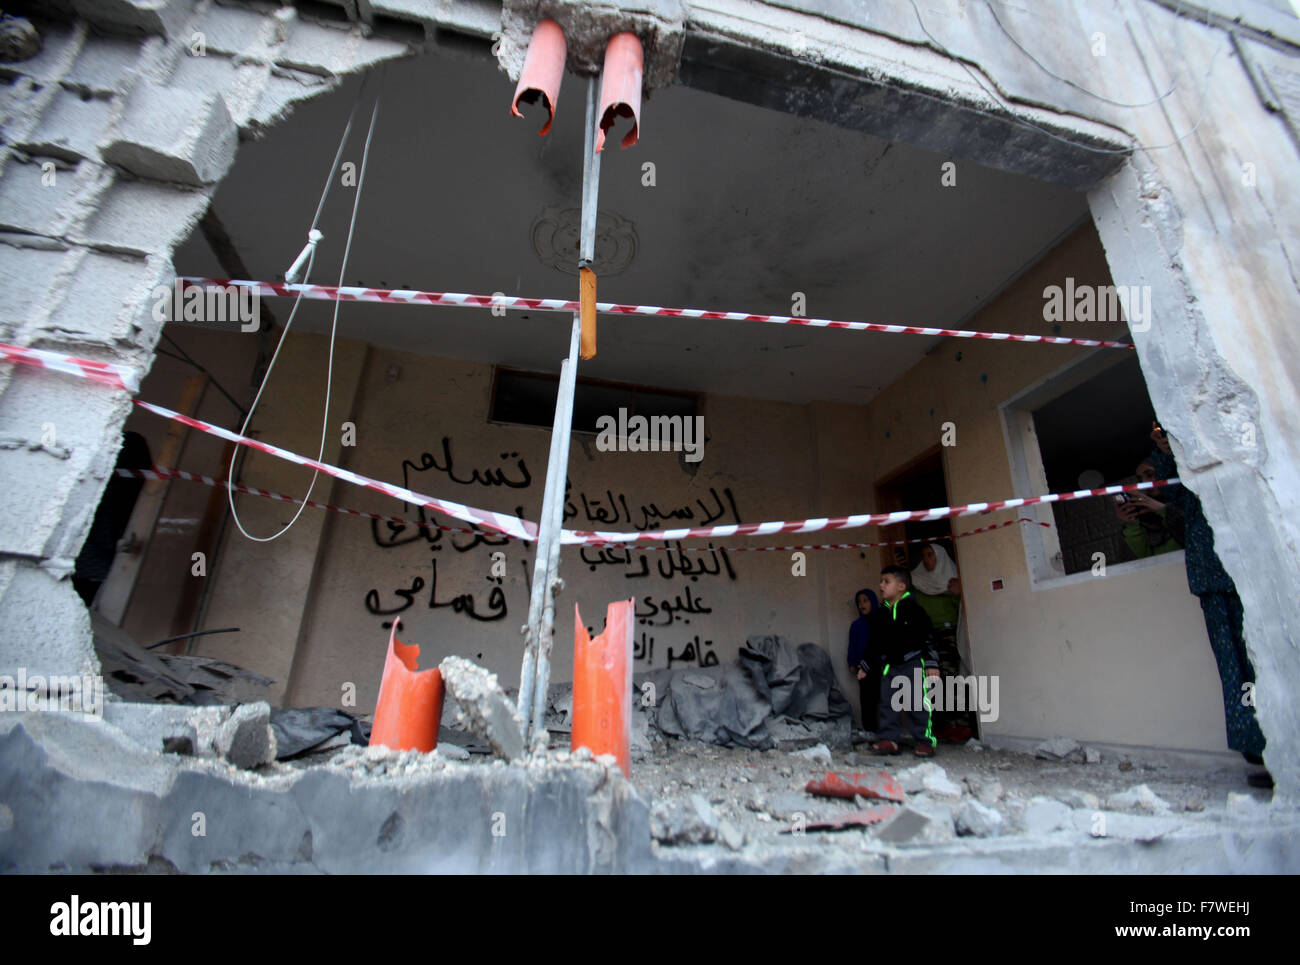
[
  {"x1": 100, "y1": 83, "x2": 236, "y2": 186},
  {"x1": 75, "y1": 176, "x2": 210, "y2": 256},
  {"x1": 21, "y1": 88, "x2": 117, "y2": 163},
  {"x1": 0, "y1": 158, "x2": 75, "y2": 236}
]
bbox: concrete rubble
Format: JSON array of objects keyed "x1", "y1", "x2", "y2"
[{"x1": 439, "y1": 656, "x2": 526, "y2": 762}]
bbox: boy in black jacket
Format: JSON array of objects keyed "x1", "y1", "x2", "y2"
[{"x1": 870, "y1": 565, "x2": 940, "y2": 757}]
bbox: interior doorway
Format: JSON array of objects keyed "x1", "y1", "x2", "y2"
[{"x1": 875, "y1": 448, "x2": 978, "y2": 741}]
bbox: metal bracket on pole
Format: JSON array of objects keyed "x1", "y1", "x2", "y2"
[{"x1": 518, "y1": 75, "x2": 602, "y2": 747}]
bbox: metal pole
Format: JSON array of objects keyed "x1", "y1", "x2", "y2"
[
  {"x1": 521, "y1": 76, "x2": 603, "y2": 749},
  {"x1": 515, "y1": 376, "x2": 566, "y2": 734},
  {"x1": 530, "y1": 332, "x2": 579, "y2": 745}
]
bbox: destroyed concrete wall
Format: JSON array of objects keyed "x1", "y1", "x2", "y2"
[
  {"x1": 859, "y1": 223, "x2": 1232, "y2": 753},
  {"x1": 671, "y1": 0, "x2": 1300, "y2": 799},
  {"x1": 1, "y1": 0, "x2": 1298, "y2": 813},
  {"x1": 0, "y1": 0, "x2": 417, "y2": 686}
]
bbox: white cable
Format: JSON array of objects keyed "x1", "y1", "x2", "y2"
[{"x1": 227, "y1": 88, "x2": 382, "y2": 542}]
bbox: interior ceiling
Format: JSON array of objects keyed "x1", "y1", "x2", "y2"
[{"x1": 176, "y1": 44, "x2": 1090, "y2": 406}]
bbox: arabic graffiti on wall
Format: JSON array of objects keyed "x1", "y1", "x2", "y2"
[{"x1": 363, "y1": 439, "x2": 744, "y2": 669}]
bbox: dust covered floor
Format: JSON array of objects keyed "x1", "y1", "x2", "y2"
[{"x1": 625, "y1": 736, "x2": 1275, "y2": 867}]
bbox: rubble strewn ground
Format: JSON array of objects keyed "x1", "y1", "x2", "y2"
[{"x1": 626, "y1": 735, "x2": 1276, "y2": 865}]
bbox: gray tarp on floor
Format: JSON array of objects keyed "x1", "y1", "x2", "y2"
[{"x1": 646, "y1": 636, "x2": 852, "y2": 749}]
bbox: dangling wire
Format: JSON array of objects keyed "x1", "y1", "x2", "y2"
[{"x1": 228, "y1": 75, "x2": 383, "y2": 542}]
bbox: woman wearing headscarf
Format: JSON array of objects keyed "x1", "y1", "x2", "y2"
[
  {"x1": 910, "y1": 542, "x2": 962, "y2": 626},
  {"x1": 1145, "y1": 423, "x2": 1269, "y2": 787},
  {"x1": 848, "y1": 588, "x2": 881, "y2": 732}
]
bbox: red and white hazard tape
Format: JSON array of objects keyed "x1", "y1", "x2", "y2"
[
  {"x1": 3, "y1": 341, "x2": 1174, "y2": 547},
  {"x1": 179, "y1": 278, "x2": 1136, "y2": 350},
  {"x1": 118, "y1": 464, "x2": 1055, "y2": 550},
  {"x1": 130, "y1": 400, "x2": 538, "y2": 543},
  {"x1": 0, "y1": 343, "x2": 139, "y2": 392},
  {"x1": 563, "y1": 479, "x2": 1177, "y2": 545}
]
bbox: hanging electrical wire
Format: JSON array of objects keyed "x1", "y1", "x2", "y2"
[{"x1": 226, "y1": 73, "x2": 383, "y2": 543}]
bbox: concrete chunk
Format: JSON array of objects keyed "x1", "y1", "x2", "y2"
[
  {"x1": 1104, "y1": 784, "x2": 1172, "y2": 815},
  {"x1": 1023, "y1": 796, "x2": 1073, "y2": 834},
  {"x1": 101, "y1": 85, "x2": 237, "y2": 186},
  {"x1": 954, "y1": 799, "x2": 1003, "y2": 838},
  {"x1": 215, "y1": 702, "x2": 276, "y2": 769},
  {"x1": 438, "y1": 656, "x2": 525, "y2": 762}
]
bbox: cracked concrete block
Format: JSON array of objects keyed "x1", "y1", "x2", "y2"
[
  {"x1": 215, "y1": 702, "x2": 276, "y2": 769},
  {"x1": 249, "y1": 67, "x2": 335, "y2": 132},
  {"x1": 194, "y1": 2, "x2": 278, "y2": 59},
  {"x1": 0, "y1": 157, "x2": 76, "y2": 236},
  {"x1": 21, "y1": 88, "x2": 116, "y2": 163},
  {"x1": 42, "y1": 249, "x2": 169, "y2": 347},
  {"x1": 1023, "y1": 796, "x2": 1073, "y2": 834},
  {"x1": 71, "y1": 0, "x2": 192, "y2": 38},
  {"x1": 76, "y1": 176, "x2": 210, "y2": 255},
  {"x1": 954, "y1": 799, "x2": 1003, "y2": 838},
  {"x1": 63, "y1": 34, "x2": 143, "y2": 94},
  {"x1": 0, "y1": 242, "x2": 67, "y2": 332},
  {"x1": 276, "y1": 17, "x2": 406, "y2": 77},
  {"x1": 0, "y1": 562, "x2": 99, "y2": 680},
  {"x1": 168, "y1": 53, "x2": 269, "y2": 130},
  {"x1": 1, "y1": 715, "x2": 653, "y2": 873},
  {"x1": 101, "y1": 84, "x2": 237, "y2": 186},
  {"x1": 439, "y1": 656, "x2": 525, "y2": 762}
]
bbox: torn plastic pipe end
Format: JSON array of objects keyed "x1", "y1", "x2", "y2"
[
  {"x1": 596, "y1": 32, "x2": 643, "y2": 152},
  {"x1": 511, "y1": 18, "x2": 566, "y2": 136},
  {"x1": 369, "y1": 618, "x2": 445, "y2": 753}
]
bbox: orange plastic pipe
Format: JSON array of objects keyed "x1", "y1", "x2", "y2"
[
  {"x1": 369, "y1": 618, "x2": 444, "y2": 752},
  {"x1": 579, "y1": 266, "x2": 597, "y2": 359},
  {"x1": 511, "y1": 18, "x2": 566, "y2": 136},
  {"x1": 596, "y1": 32, "x2": 643, "y2": 152},
  {"x1": 572, "y1": 599, "x2": 634, "y2": 776}
]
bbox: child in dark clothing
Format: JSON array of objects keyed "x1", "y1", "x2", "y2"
[{"x1": 870, "y1": 565, "x2": 940, "y2": 758}]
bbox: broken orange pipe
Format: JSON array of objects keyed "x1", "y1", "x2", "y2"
[
  {"x1": 596, "y1": 32, "x2": 643, "y2": 152},
  {"x1": 579, "y1": 265, "x2": 597, "y2": 359},
  {"x1": 369, "y1": 618, "x2": 444, "y2": 753},
  {"x1": 572, "y1": 599, "x2": 634, "y2": 776},
  {"x1": 511, "y1": 18, "x2": 566, "y2": 136}
]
